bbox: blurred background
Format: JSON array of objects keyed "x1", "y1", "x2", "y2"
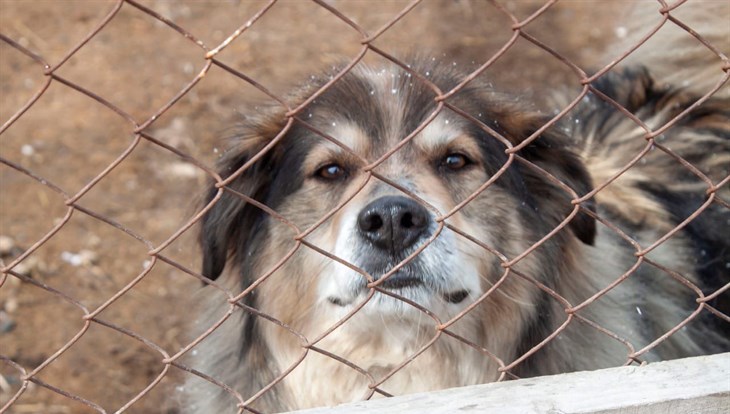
[{"x1": 0, "y1": 0, "x2": 702, "y2": 412}]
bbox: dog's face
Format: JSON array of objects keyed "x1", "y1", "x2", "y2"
[
  {"x1": 201, "y1": 61, "x2": 596, "y2": 341},
  {"x1": 291, "y1": 106, "x2": 497, "y2": 320}
]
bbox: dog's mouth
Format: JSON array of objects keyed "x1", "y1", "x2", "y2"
[
  {"x1": 327, "y1": 271, "x2": 471, "y2": 307},
  {"x1": 377, "y1": 274, "x2": 423, "y2": 290},
  {"x1": 443, "y1": 289, "x2": 470, "y2": 304},
  {"x1": 377, "y1": 276, "x2": 470, "y2": 304}
]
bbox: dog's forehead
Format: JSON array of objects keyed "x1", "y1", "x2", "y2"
[
  {"x1": 319, "y1": 121, "x2": 371, "y2": 155},
  {"x1": 315, "y1": 118, "x2": 465, "y2": 165},
  {"x1": 310, "y1": 65, "x2": 465, "y2": 158},
  {"x1": 414, "y1": 116, "x2": 467, "y2": 151}
]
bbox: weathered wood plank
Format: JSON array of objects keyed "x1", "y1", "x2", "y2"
[{"x1": 289, "y1": 353, "x2": 730, "y2": 414}]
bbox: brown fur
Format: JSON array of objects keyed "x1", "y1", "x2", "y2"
[{"x1": 184, "y1": 6, "x2": 729, "y2": 413}]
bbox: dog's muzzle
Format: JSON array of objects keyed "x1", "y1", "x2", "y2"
[
  {"x1": 327, "y1": 195, "x2": 470, "y2": 307},
  {"x1": 356, "y1": 195, "x2": 432, "y2": 290},
  {"x1": 357, "y1": 195, "x2": 430, "y2": 254}
]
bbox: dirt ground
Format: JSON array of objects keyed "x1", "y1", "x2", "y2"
[{"x1": 0, "y1": 1, "x2": 645, "y2": 413}]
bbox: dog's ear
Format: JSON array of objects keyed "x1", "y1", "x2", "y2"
[
  {"x1": 200, "y1": 119, "x2": 283, "y2": 281},
  {"x1": 523, "y1": 133, "x2": 596, "y2": 245},
  {"x1": 504, "y1": 116, "x2": 597, "y2": 245}
]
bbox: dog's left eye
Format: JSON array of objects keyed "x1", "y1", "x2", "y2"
[
  {"x1": 315, "y1": 163, "x2": 347, "y2": 180},
  {"x1": 441, "y1": 153, "x2": 471, "y2": 171}
]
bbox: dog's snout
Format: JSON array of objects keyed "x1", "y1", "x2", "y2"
[{"x1": 358, "y1": 196, "x2": 430, "y2": 252}]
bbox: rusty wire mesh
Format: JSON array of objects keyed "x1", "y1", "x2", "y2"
[{"x1": 1, "y1": 0, "x2": 728, "y2": 413}]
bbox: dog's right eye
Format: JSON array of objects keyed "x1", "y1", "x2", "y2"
[
  {"x1": 440, "y1": 153, "x2": 473, "y2": 172},
  {"x1": 315, "y1": 163, "x2": 347, "y2": 181}
]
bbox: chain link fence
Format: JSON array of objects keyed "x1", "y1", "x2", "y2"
[{"x1": 1, "y1": 0, "x2": 728, "y2": 413}]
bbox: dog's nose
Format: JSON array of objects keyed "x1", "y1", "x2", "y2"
[{"x1": 358, "y1": 196, "x2": 430, "y2": 253}]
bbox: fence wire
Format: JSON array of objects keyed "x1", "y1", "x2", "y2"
[{"x1": 1, "y1": 0, "x2": 728, "y2": 413}]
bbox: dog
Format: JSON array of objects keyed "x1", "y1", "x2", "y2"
[{"x1": 183, "y1": 3, "x2": 729, "y2": 413}]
